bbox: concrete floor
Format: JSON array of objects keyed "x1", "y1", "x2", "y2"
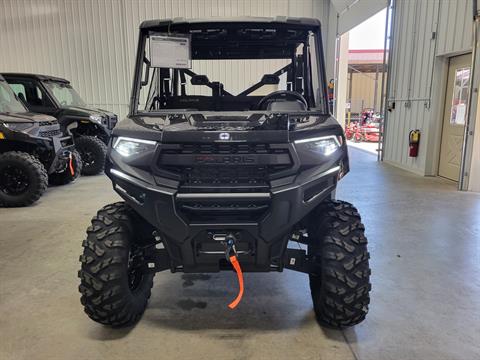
[
  {"x1": 1, "y1": 148, "x2": 480, "y2": 360},
  {"x1": 347, "y1": 140, "x2": 379, "y2": 156}
]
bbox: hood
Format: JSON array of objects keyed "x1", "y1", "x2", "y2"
[
  {"x1": 0, "y1": 111, "x2": 61, "y2": 138},
  {"x1": 112, "y1": 112, "x2": 341, "y2": 143},
  {"x1": 62, "y1": 106, "x2": 116, "y2": 118},
  {"x1": 95, "y1": 108, "x2": 117, "y2": 117},
  {"x1": 0, "y1": 112, "x2": 57, "y2": 124},
  {"x1": 61, "y1": 106, "x2": 101, "y2": 117}
]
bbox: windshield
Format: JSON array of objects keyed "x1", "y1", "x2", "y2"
[
  {"x1": 134, "y1": 24, "x2": 327, "y2": 115},
  {"x1": 0, "y1": 80, "x2": 27, "y2": 113},
  {"x1": 44, "y1": 81, "x2": 87, "y2": 107}
]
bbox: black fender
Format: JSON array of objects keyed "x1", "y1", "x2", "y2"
[{"x1": 59, "y1": 116, "x2": 110, "y2": 144}]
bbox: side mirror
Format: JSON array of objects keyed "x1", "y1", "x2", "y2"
[
  {"x1": 191, "y1": 75, "x2": 210, "y2": 85},
  {"x1": 261, "y1": 74, "x2": 280, "y2": 85}
]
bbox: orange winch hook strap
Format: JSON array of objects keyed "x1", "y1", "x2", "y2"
[
  {"x1": 228, "y1": 255, "x2": 244, "y2": 309},
  {"x1": 69, "y1": 153, "x2": 75, "y2": 176}
]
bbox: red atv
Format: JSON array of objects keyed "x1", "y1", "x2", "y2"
[{"x1": 345, "y1": 109, "x2": 381, "y2": 142}]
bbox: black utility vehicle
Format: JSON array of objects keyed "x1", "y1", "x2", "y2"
[
  {"x1": 78, "y1": 17, "x2": 371, "y2": 329},
  {"x1": 2, "y1": 73, "x2": 117, "y2": 175},
  {"x1": 0, "y1": 75, "x2": 81, "y2": 207}
]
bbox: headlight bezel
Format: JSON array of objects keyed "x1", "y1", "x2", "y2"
[
  {"x1": 89, "y1": 114, "x2": 104, "y2": 125},
  {"x1": 112, "y1": 136, "x2": 157, "y2": 157},
  {"x1": 294, "y1": 135, "x2": 342, "y2": 156},
  {"x1": 2, "y1": 121, "x2": 35, "y2": 133}
]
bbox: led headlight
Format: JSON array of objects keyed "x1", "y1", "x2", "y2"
[
  {"x1": 113, "y1": 137, "x2": 156, "y2": 157},
  {"x1": 2, "y1": 122, "x2": 35, "y2": 132},
  {"x1": 294, "y1": 135, "x2": 341, "y2": 156},
  {"x1": 89, "y1": 114, "x2": 104, "y2": 125}
]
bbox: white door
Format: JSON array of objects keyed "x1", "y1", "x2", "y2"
[{"x1": 439, "y1": 53, "x2": 472, "y2": 181}]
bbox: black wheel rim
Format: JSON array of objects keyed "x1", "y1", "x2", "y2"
[
  {"x1": 79, "y1": 149, "x2": 96, "y2": 167},
  {"x1": 127, "y1": 248, "x2": 144, "y2": 291},
  {"x1": 0, "y1": 165, "x2": 30, "y2": 195}
]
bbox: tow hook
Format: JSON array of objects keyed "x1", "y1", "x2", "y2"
[
  {"x1": 224, "y1": 233, "x2": 238, "y2": 261},
  {"x1": 68, "y1": 152, "x2": 75, "y2": 176},
  {"x1": 224, "y1": 233, "x2": 244, "y2": 309}
]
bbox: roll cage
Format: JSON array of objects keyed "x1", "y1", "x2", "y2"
[{"x1": 130, "y1": 18, "x2": 329, "y2": 115}]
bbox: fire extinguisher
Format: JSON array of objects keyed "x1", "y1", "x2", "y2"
[{"x1": 409, "y1": 130, "x2": 420, "y2": 157}]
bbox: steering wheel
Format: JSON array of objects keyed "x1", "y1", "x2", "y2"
[{"x1": 256, "y1": 90, "x2": 308, "y2": 110}]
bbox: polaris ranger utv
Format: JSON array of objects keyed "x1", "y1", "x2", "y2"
[
  {"x1": 2, "y1": 73, "x2": 117, "y2": 175},
  {"x1": 78, "y1": 17, "x2": 371, "y2": 329},
  {"x1": 0, "y1": 75, "x2": 81, "y2": 207}
]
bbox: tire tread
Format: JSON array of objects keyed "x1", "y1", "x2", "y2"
[
  {"x1": 309, "y1": 200, "x2": 371, "y2": 328},
  {"x1": 75, "y1": 136, "x2": 107, "y2": 176},
  {"x1": 78, "y1": 202, "x2": 154, "y2": 326},
  {"x1": 0, "y1": 151, "x2": 48, "y2": 207}
]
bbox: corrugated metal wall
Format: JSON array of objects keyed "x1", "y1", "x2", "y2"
[
  {"x1": 348, "y1": 71, "x2": 384, "y2": 113},
  {"x1": 436, "y1": 0, "x2": 472, "y2": 56},
  {"x1": 0, "y1": 0, "x2": 333, "y2": 119},
  {"x1": 0, "y1": 0, "x2": 129, "y2": 118},
  {"x1": 332, "y1": 0, "x2": 387, "y2": 34},
  {"x1": 383, "y1": 0, "x2": 473, "y2": 175}
]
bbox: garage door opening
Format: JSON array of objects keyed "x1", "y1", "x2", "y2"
[
  {"x1": 337, "y1": 7, "x2": 390, "y2": 158},
  {"x1": 345, "y1": 49, "x2": 385, "y2": 155}
]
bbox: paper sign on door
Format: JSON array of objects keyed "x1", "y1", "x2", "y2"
[{"x1": 454, "y1": 103, "x2": 466, "y2": 125}]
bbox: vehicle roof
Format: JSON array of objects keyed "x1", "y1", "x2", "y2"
[
  {"x1": 140, "y1": 16, "x2": 321, "y2": 30},
  {"x1": 1, "y1": 73, "x2": 70, "y2": 84}
]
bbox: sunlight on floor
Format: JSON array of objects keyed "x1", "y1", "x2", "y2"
[{"x1": 347, "y1": 140, "x2": 379, "y2": 156}]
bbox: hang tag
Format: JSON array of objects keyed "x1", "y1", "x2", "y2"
[{"x1": 150, "y1": 34, "x2": 191, "y2": 69}]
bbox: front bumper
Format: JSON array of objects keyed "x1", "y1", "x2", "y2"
[
  {"x1": 23, "y1": 136, "x2": 75, "y2": 174},
  {"x1": 41, "y1": 135, "x2": 75, "y2": 173},
  {"x1": 107, "y1": 150, "x2": 341, "y2": 272},
  {"x1": 3, "y1": 129, "x2": 76, "y2": 174}
]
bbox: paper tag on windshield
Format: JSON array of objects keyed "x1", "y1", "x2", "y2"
[{"x1": 150, "y1": 34, "x2": 191, "y2": 69}]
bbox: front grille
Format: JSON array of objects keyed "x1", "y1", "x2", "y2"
[
  {"x1": 159, "y1": 143, "x2": 292, "y2": 193},
  {"x1": 181, "y1": 166, "x2": 270, "y2": 191},
  {"x1": 39, "y1": 120, "x2": 58, "y2": 126},
  {"x1": 158, "y1": 142, "x2": 291, "y2": 223},
  {"x1": 163, "y1": 143, "x2": 283, "y2": 155},
  {"x1": 177, "y1": 198, "x2": 270, "y2": 222},
  {"x1": 39, "y1": 129, "x2": 61, "y2": 137}
]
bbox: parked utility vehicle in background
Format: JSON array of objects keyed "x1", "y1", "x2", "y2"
[
  {"x1": 2, "y1": 73, "x2": 117, "y2": 175},
  {"x1": 0, "y1": 75, "x2": 81, "y2": 207},
  {"x1": 78, "y1": 17, "x2": 371, "y2": 329},
  {"x1": 345, "y1": 108, "x2": 381, "y2": 143}
]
